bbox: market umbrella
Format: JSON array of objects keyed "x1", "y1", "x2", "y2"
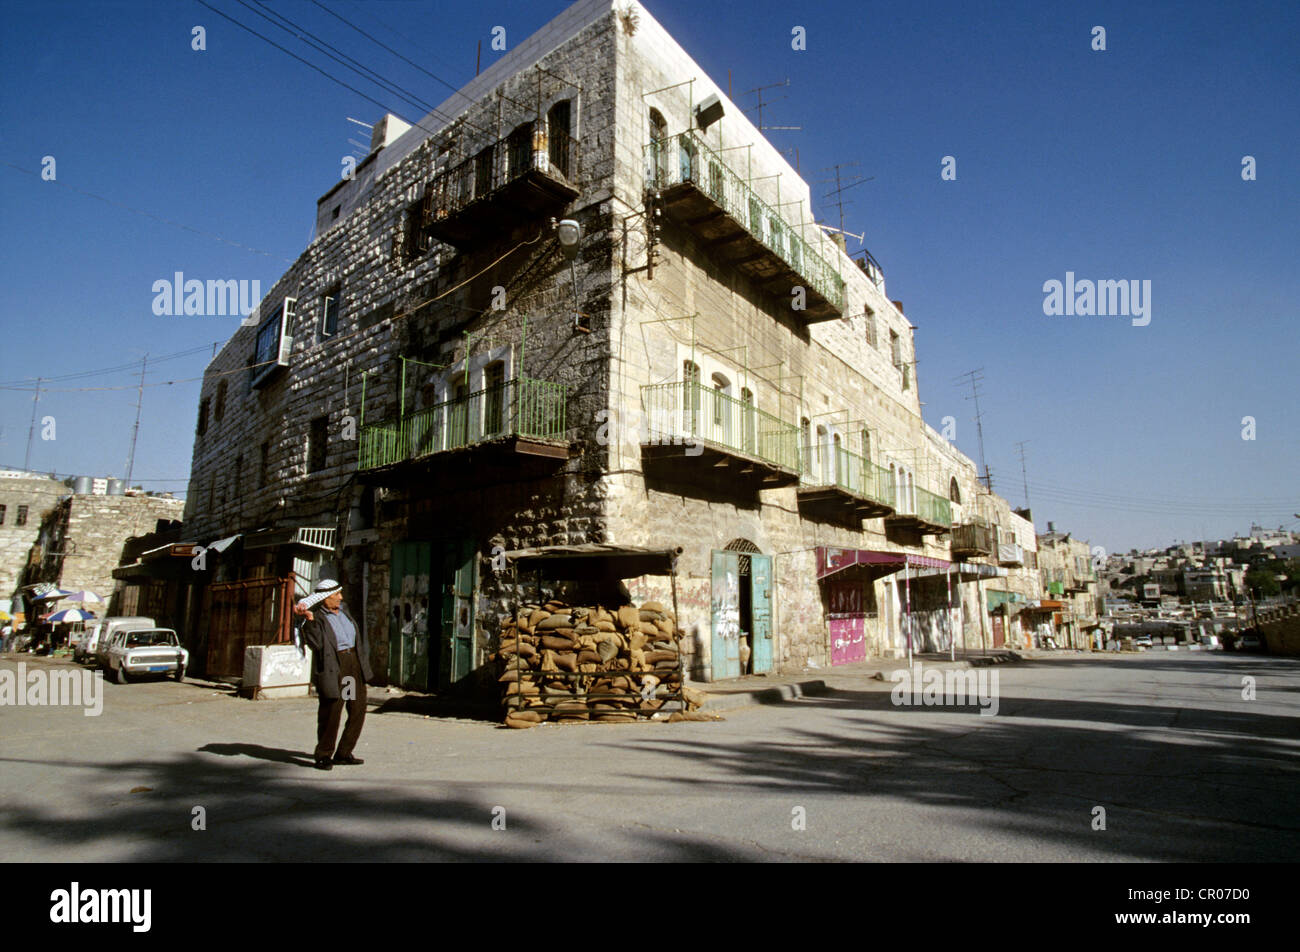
[
  {"x1": 34, "y1": 588, "x2": 74, "y2": 600},
  {"x1": 46, "y1": 608, "x2": 95, "y2": 623},
  {"x1": 57, "y1": 590, "x2": 103, "y2": 604}
]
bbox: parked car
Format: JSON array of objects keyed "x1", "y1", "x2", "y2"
[
  {"x1": 1133, "y1": 634, "x2": 1153, "y2": 648},
  {"x1": 104, "y1": 628, "x2": 188, "y2": 683},
  {"x1": 85, "y1": 616, "x2": 155, "y2": 666},
  {"x1": 1236, "y1": 632, "x2": 1264, "y2": 653}
]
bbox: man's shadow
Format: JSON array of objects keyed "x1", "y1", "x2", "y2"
[{"x1": 198, "y1": 742, "x2": 316, "y2": 768}]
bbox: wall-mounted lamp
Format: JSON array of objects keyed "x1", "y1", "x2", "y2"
[
  {"x1": 554, "y1": 218, "x2": 588, "y2": 331},
  {"x1": 556, "y1": 218, "x2": 582, "y2": 259},
  {"x1": 695, "y1": 93, "x2": 724, "y2": 131}
]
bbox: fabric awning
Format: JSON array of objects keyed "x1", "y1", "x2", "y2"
[{"x1": 816, "y1": 547, "x2": 1007, "y2": 583}]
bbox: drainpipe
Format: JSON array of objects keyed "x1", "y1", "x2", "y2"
[
  {"x1": 947, "y1": 564, "x2": 955, "y2": 662},
  {"x1": 905, "y1": 561, "x2": 912, "y2": 667}
]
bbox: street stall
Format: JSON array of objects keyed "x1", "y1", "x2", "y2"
[{"x1": 496, "y1": 544, "x2": 687, "y2": 728}]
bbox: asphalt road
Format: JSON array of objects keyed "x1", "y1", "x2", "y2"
[{"x1": 1, "y1": 650, "x2": 1296, "y2": 862}]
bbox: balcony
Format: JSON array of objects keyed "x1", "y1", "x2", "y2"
[
  {"x1": 950, "y1": 521, "x2": 996, "y2": 558},
  {"x1": 640, "y1": 380, "x2": 800, "y2": 492},
  {"x1": 1067, "y1": 572, "x2": 1094, "y2": 593},
  {"x1": 358, "y1": 376, "x2": 569, "y2": 483},
  {"x1": 886, "y1": 485, "x2": 952, "y2": 535},
  {"x1": 797, "y1": 443, "x2": 895, "y2": 520},
  {"x1": 997, "y1": 542, "x2": 1026, "y2": 567},
  {"x1": 646, "y1": 131, "x2": 846, "y2": 322},
  {"x1": 425, "y1": 128, "x2": 580, "y2": 249}
]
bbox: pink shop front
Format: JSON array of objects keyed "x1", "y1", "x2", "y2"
[{"x1": 816, "y1": 547, "x2": 1006, "y2": 663}]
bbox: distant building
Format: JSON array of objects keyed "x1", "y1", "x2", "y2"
[
  {"x1": 0, "y1": 469, "x2": 70, "y2": 622},
  {"x1": 23, "y1": 489, "x2": 184, "y2": 621}
]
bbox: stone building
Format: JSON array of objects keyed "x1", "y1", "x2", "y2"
[
  {"x1": 180, "y1": 0, "x2": 1034, "y2": 691},
  {"x1": 24, "y1": 490, "x2": 184, "y2": 613},
  {"x1": 0, "y1": 469, "x2": 67, "y2": 622},
  {"x1": 1036, "y1": 523, "x2": 1099, "y2": 649}
]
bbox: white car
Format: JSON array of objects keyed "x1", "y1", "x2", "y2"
[
  {"x1": 84, "y1": 616, "x2": 156, "y2": 666},
  {"x1": 104, "y1": 628, "x2": 188, "y2": 683}
]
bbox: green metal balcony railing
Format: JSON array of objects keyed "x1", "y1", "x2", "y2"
[
  {"x1": 358, "y1": 376, "x2": 567, "y2": 470},
  {"x1": 645, "y1": 130, "x2": 846, "y2": 313},
  {"x1": 799, "y1": 443, "x2": 895, "y2": 510},
  {"x1": 641, "y1": 380, "x2": 800, "y2": 473},
  {"x1": 891, "y1": 484, "x2": 952, "y2": 529},
  {"x1": 914, "y1": 486, "x2": 953, "y2": 529}
]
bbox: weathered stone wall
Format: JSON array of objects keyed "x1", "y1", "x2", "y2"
[
  {"x1": 0, "y1": 472, "x2": 67, "y2": 605},
  {"x1": 34, "y1": 494, "x2": 184, "y2": 602},
  {"x1": 180, "y1": 0, "x2": 1034, "y2": 688},
  {"x1": 602, "y1": 1, "x2": 999, "y2": 673},
  {"x1": 183, "y1": 7, "x2": 624, "y2": 673}
]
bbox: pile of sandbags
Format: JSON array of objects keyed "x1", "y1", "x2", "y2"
[{"x1": 496, "y1": 599, "x2": 683, "y2": 728}]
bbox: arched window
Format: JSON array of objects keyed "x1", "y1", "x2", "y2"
[
  {"x1": 647, "y1": 109, "x2": 668, "y2": 185},
  {"x1": 711, "y1": 372, "x2": 731, "y2": 441},
  {"x1": 725, "y1": 537, "x2": 761, "y2": 576},
  {"x1": 740, "y1": 387, "x2": 755, "y2": 453},
  {"x1": 816, "y1": 425, "x2": 830, "y2": 484},
  {"x1": 682, "y1": 360, "x2": 701, "y2": 432},
  {"x1": 547, "y1": 100, "x2": 572, "y2": 177},
  {"x1": 800, "y1": 417, "x2": 812, "y2": 475},
  {"x1": 949, "y1": 477, "x2": 961, "y2": 505}
]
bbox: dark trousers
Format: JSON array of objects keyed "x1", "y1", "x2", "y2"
[{"x1": 314, "y1": 650, "x2": 366, "y2": 760}]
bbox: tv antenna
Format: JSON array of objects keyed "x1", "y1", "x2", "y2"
[
  {"x1": 742, "y1": 79, "x2": 801, "y2": 133},
  {"x1": 1015, "y1": 440, "x2": 1031, "y2": 509},
  {"x1": 956, "y1": 368, "x2": 990, "y2": 491},
  {"x1": 815, "y1": 162, "x2": 874, "y2": 235}
]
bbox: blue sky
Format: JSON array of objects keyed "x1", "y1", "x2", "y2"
[{"x1": 1, "y1": 0, "x2": 1296, "y2": 554}]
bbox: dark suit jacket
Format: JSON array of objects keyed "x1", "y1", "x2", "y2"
[{"x1": 299, "y1": 604, "x2": 373, "y2": 700}]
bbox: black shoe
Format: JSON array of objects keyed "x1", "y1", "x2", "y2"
[
  {"x1": 313, "y1": 757, "x2": 334, "y2": 771},
  {"x1": 333, "y1": 754, "x2": 364, "y2": 765}
]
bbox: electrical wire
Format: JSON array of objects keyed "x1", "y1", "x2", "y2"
[{"x1": 1, "y1": 161, "x2": 295, "y2": 262}]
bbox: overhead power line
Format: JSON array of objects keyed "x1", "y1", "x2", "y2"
[{"x1": 1, "y1": 161, "x2": 294, "y2": 262}]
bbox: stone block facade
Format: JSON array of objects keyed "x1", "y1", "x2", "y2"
[
  {"x1": 30, "y1": 493, "x2": 185, "y2": 604},
  {"x1": 0, "y1": 471, "x2": 67, "y2": 613},
  {"x1": 181, "y1": 0, "x2": 1038, "y2": 694}
]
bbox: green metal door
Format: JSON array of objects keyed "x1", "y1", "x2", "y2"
[
  {"x1": 751, "y1": 554, "x2": 773, "y2": 673},
  {"x1": 388, "y1": 541, "x2": 433, "y2": 691},
  {"x1": 440, "y1": 540, "x2": 477, "y2": 689},
  {"x1": 710, "y1": 550, "x2": 741, "y2": 680}
]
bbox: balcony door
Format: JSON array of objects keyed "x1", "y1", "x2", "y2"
[{"x1": 484, "y1": 361, "x2": 506, "y2": 437}]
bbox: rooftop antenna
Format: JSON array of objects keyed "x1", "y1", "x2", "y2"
[
  {"x1": 742, "y1": 79, "x2": 801, "y2": 133},
  {"x1": 956, "y1": 368, "x2": 990, "y2": 491},
  {"x1": 125, "y1": 354, "x2": 147, "y2": 486},
  {"x1": 815, "y1": 162, "x2": 873, "y2": 235},
  {"x1": 23, "y1": 377, "x2": 42, "y2": 471},
  {"x1": 1015, "y1": 440, "x2": 1031, "y2": 509}
]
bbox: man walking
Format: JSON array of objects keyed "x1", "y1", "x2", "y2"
[{"x1": 294, "y1": 579, "x2": 371, "y2": 770}]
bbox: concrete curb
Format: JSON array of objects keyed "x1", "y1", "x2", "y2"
[
  {"x1": 695, "y1": 652, "x2": 1026, "y2": 712},
  {"x1": 700, "y1": 679, "x2": 829, "y2": 712}
]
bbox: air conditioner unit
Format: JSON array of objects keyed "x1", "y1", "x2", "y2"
[{"x1": 251, "y1": 298, "x2": 296, "y2": 389}]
